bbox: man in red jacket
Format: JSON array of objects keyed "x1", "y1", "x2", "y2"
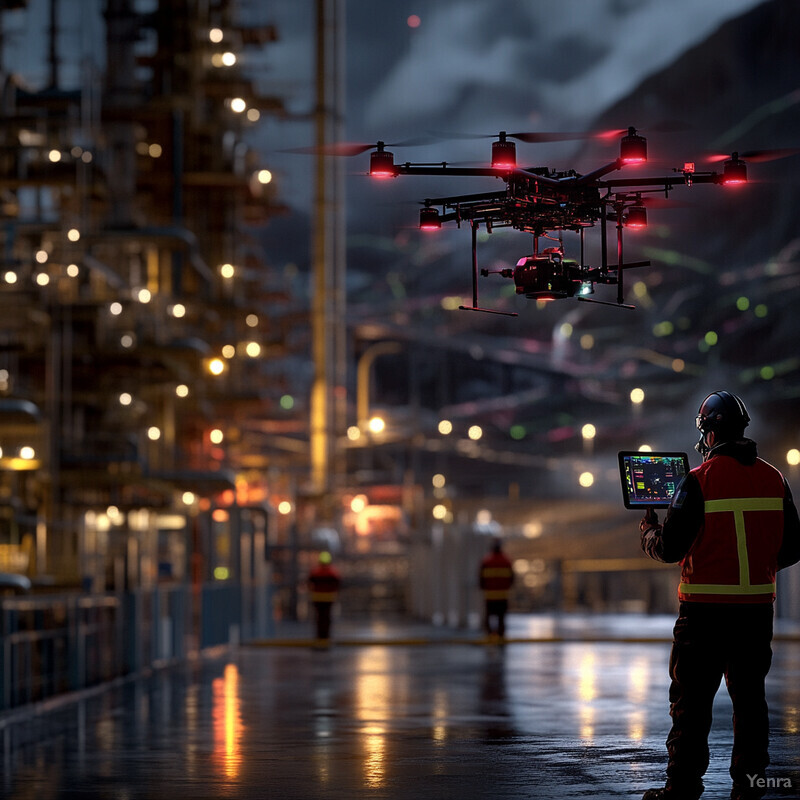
[
  {"x1": 308, "y1": 551, "x2": 341, "y2": 642},
  {"x1": 640, "y1": 391, "x2": 800, "y2": 800},
  {"x1": 479, "y1": 539, "x2": 515, "y2": 639}
]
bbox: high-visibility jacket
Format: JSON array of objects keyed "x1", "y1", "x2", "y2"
[
  {"x1": 679, "y1": 455, "x2": 785, "y2": 604},
  {"x1": 309, "y1": 564, "x2": 341, "y2": 603},
  {"x1": 479, "y1": 551, "x2": 514, "y2": 600}
]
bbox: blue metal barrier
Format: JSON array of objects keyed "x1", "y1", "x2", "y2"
[
  {"x1": 123, "y1": 585, "x2": 192, "y2": 673},
  {"x1": 1, "y1": 581, "x2": 264, "y2": 712},
  {"x1": 1, "y1": 595, "x2": 123, "y2": 710},
  {"x1": 200, "y1": 582, "x2": 242, "y2": 649}
]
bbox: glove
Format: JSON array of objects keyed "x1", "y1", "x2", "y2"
[{"x1": 639, "y1": 507, "x2": 659, "y2": 532}]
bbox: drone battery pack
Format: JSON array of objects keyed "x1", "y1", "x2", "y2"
[{"x1": 618, "y1": 450, "x2": 691, "y2": 509}]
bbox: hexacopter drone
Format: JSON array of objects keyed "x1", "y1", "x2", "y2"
[{"x1": 355, "y1": 128, "x2": 756, "y2": 315}]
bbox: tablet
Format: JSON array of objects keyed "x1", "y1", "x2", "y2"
[{"x1": 618, "y1": 451, "x2": 691, "y2": 509}]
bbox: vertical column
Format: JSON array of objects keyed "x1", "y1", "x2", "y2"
[{"x1": 310, "y1": 0, "x2": 345, "y2": 499}]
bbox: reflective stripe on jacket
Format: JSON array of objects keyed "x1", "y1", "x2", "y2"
[
  {"x1": 479, "y1": 554, "x2": 514, "y2": 600},
  {"x1": 679, "y1": 455, "x2": 785, "y2": 603}
]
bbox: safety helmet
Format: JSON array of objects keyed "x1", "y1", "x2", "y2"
[{"x1": 695, "y1": 390, "x2": 749, "y2": 456}]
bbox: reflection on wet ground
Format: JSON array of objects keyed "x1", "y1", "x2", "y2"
[{"x1": 2, "y1": 614, "x2": 799, "y2": 799}]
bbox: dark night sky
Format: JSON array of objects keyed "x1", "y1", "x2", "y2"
[{"x1": 4, "y1": 0, "x2": 798, "y2": 501}]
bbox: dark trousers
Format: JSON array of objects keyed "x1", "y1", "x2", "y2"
[
  {"x1": 484, "y1": 599, "x2": 508, "y2": 637},
  {"x1": 313, "y1": 602, "x2": 333, "y2": 640},
  {"x1": 666, "y1": 602, "x2": 773, "y2": 796}
]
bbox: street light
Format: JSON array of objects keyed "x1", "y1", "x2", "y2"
[
  {"x1": 468, "y1": 425, "x2": 483, "y2": 441},
  {"x1": 581, "y1": 422, "x2": 596, "y2": 454},
  {"x1": 207, "y1": 358, "x2": 226, "y2": 376},
  {"x1": 368, "y1": 416, "x2": 386, "y2": 434},
  {"x1": 356, "y1": 342, "x2": 402, "y2": 428},
  {"x1": 350, "y1": 494, "x2": 368, "y2": 513}
]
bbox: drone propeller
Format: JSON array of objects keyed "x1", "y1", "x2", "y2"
[
  {"x1": 281, "y1": 137, "x2": 434, "y2": 157},
  {"x1": 432, "y1": 129, "x2": 604, "y2": 143},
  {"x1": 705, "y1": 147, "x2": 800, "y2": 164}
]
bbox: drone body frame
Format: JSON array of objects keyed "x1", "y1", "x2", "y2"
[{"x1": 366, "y1": 129, "x2": 748, "y2": 313}]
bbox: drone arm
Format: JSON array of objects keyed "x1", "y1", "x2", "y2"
[
  {"x1": 572, "y1": 159, "x2": 626, "y2": 186},
  {"x1": 509, "y1": 168, "x2": 564, "y2": 187},
  {"x1": 393, "y1": 162, "x2": 567, "y2": 186},
  {"x1": 423, "y1": 189, "x2": 507, "y2": 206},
  {"x1": 601, "y1": 172, "x2": 723, "y2": 189},
  {"x1": 396, "y1": 164, "x2": 506, "y2": 177}
]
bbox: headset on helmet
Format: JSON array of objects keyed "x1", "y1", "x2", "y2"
[{"x1": 695, "y1": 390, "x2": 750, "y2": 456}]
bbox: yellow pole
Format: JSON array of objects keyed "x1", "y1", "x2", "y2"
[
  {"x1": 310, "y1": 0, "x2": 330, "y2": 495},
  {"x1": 356, "y1": 342, "x2": 402, "y2": 428}
]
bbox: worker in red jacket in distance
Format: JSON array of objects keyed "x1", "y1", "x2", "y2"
[
  {"x1": 479, "y1": 538, "x2": 515, "y2": 640},
  {"x1": 308, "y1": 551, "x2": 341, "y2": 643}
]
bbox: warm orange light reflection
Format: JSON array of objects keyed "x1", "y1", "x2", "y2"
[
  {"x1": 784, "y1": 704, "x2": 799, "y2": 735},
  {"x1": 431, "y1": 687, "x2": 449, "y2": 745},
  {"x1": 577, "y1": 650, "x2": 597, "y2": 740},
  {"x1": 212, "y1": 663, "x2": 244, "y2": 780},
  {"x1": 355, "y1": 649, "x2": 391, "y2": 788},
  {"x1": 625, "y1": 656, "x2": 649, "y2": 741},
  {"x1": 361, "y1": 725, "x2": 387, "y2": 788}
]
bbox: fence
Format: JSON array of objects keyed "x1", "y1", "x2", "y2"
[
  {"x1": 0, "y1": 581, "x2": 257, "y2": 712},
  {"x1": 1, "y1": 594, "x2": 122, "y2": 709}
]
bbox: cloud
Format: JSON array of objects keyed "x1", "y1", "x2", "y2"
[{"x1": 364, "y1": 0, "x2": 764, "y2": 133}]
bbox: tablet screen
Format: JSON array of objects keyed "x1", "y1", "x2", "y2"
[{"x1": 618, "y1": 451, "x2": 691, "y2": 508}]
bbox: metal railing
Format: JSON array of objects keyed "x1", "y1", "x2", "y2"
[
  {"x1": 1, "y1": 594, "x2": 123, "y2": 710},
  {"x1": 0, "y1": 581, "x2": 262, "y2": 712}
]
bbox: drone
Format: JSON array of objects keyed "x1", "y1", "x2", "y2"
[{"x1": 359, "y1": 128, "x2": 752, "y2": 315}]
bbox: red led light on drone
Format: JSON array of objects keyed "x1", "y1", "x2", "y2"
[
  {"x1": 620, "y1": 127, "x2": 647, "y2": 164},
  {"x1": 369, "y1": 147, "x2": 396, "y2": 178},
  {"x1": 419, "y1": 207, "x2": 441, "y2": 230},
  {"x1": 491, "y1": 133, "x2": 516, "y2": 170},
  {"x1": 722, "y1": 153, "x2": 747, "y2": 185},
  {"x1": 625, "y1": 205, "x2": 648, "y2": 229}
]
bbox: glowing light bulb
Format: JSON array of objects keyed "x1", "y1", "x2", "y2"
[{"x1": 579, "y1": 472, "x2": 594, "y2": 488}]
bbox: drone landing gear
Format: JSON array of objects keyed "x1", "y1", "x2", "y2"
[
  {"x1": 459, "y1": 220, "x2": 519, "y2": 317},
  {"x1": 458, "y1": 303, "x2": 518, "y2": 317},
  {"x1": 577, "y1": 296, "x2": 635, "y2": 310}
]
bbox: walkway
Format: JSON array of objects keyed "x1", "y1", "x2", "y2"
[{"x1": 2, "y1": 614, "x2": 799, "y2": 799}]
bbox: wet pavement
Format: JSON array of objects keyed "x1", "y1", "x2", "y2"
[{"x1": 2, "y1": 613, "x2": 799, "y2": 800}]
